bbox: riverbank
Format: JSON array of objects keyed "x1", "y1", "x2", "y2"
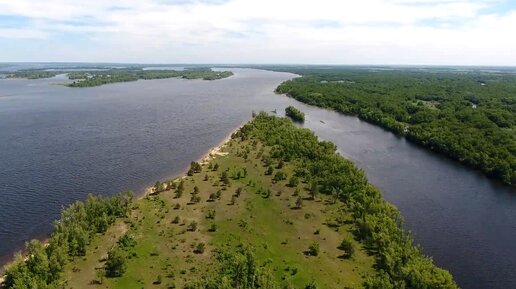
[
  {"x1": 137, "y1": 124, "x2": 243, "y2": 200},
  {"x1": 0, "y1": 124, "x2": 244, "y2": 284}
]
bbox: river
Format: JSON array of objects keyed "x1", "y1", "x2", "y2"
[{"x1": 0, "y1": 68, "x2": 514, "y2": 288}]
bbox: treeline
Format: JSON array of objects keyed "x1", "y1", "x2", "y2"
[
  {"x1": 285, "y1": 105, "x2": 305, "y2": 122},
  {"x1": 236, "y1": 113, "x2": 458, "y2": 289},
  {"x1": 66, "y1": 69, "x2": 233, "y2": 87},
  {"x1": 2, "y1": 193, "x2": 133, "y2": 289},
  {"x1": 274, "y1": 68, "x2": 515, "y2": 185},
  {"x1": 6, "y1": 71, "x2": 62, "y2": 79}
]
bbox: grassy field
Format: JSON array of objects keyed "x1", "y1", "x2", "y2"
[{"x1": 61, "y1": 136, "x2": 375, "y2": 289}]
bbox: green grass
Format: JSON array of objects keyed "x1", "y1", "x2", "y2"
[{"x1": 62, "y1": 138, "x2": 374, "y2": 289}]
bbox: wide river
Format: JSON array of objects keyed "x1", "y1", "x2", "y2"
[{"x1": 0, "y1": 68, "x2": 514, "y2": 288}]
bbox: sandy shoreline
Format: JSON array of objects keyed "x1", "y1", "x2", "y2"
[
  {"x1": 0, "y1": 124, "x2": 244, "y2": 283},
  {"x1": 137, "y1": 124, "x2": 243, "y2": 200}
]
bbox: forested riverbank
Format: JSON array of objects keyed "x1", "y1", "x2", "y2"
[
  {"x1": 1, "y1": 113, "x2": 457, "y2": 289},
  {"x1": 271, "y1": 67, "x2": 515, "y2": 186}
]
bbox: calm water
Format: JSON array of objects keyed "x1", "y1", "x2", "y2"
[{"x1": 0, "y1": 68, "x2": 514, "y2": 288}]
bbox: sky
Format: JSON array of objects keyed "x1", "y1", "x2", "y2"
[{"x1": 0, "y1": 0, "x2": 516, "y2": 65}]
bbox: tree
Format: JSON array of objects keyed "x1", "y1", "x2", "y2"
[
  {"x1": 105, "y1": 247, "x2": 127, "y2": 277},
  {"x1": 95, "y1": 268, "x2": 105, "y2": 284},
  {"x1": 339, "y1": 239, "x2": 355, "y2": 258},
  {"x1": 305, "y1": 281, "x2": 318, "y2": 289},
  {"x1": 273, "y1": 171, "x2": 286, "y2": 182},
  {"x1": 194, "y1": 243, "x2": 206, "y2": 254},
  {"x1": 309, "y1": 182, "x2": 318, "y2": 200},
  {"x1": 307, "y1": 242, "x2": 320, "y2": 256},
  {"x1": 265, "y1": 166, "x2": 274, "y2": 175},
  {"x1": 295, "y1": 196, "x2": 303, "y2": 209},
  {"x1": 288, "y1": 176, "x2": 299, "y2": 187},
  {"x1": 187, "y1": 221, "x2": 198, "y2": 232}
]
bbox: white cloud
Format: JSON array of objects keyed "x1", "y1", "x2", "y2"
[{"x1": 0, "y1": 0, "x2": 515, "y2": 65}]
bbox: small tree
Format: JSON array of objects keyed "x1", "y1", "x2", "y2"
[
  {"x1": 235, "y1": 187, "x2": 243, "y2": 197},
  {"x1": 305, "y1": 281, "x2": 318, "y2": 289},
  {"x1": 194, "y1": 242, "x2": 205, "y2": 254},
  {"x1": 288, "y1": 176, "x2": 299, "y2": 187},
  {"x1": 95, "y1": 268, "x2": 105, "y2": 284},
  {"x1": 208, "y1": 224, "x2": 217, "y2": 232},
  {"x1": 105, "y1": 247, "x2": 127, "y2": 277},
  {"x1": 307, "y1": 242, "x2": 320, "y2": 256},
  {"x1": 339, "y1": 239, "x2": 355, "y2": 258},
  {"x1": 187, "y1": 221, "x2": 198, "y2": 232},
  {"x1": 295, "y1": 196, "x2": 303, "y2": 209},
  {"x1": 309, "y1": 182, "x2": 318, "y2": 200},
  {"x1": 187, "y1": 169, "x2": 194, "y2": 176},
  {"x1": 265, "y1": 166, "x2": 274, "y2": 175},
  {"x1": 273, "y1": 171, "x2": 286, "y2": 182},
  {"x1": 213, "y1": 163, "x2": 219, "y2": 171}
]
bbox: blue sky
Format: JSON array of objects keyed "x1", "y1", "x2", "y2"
[{"x1": 0, "y1": 0, "x2": 515, "y2": 65}]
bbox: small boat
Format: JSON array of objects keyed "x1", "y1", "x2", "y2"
[{"x1": 271, "y1": 109, "x2": 277, "y2": 114}]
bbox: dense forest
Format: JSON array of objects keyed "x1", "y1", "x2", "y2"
[
  {"x1": 0, "y1": 113, "x2": 458, "y2": 289},
  {"x1": 271, "y1": 67, "x2": 515, "y2": 185}
]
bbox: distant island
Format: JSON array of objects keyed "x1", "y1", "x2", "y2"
[
  {"x1": 5, "y1": 68, "x2": 234, "y2": 87},
  {"x1": 2, "y1": 112, "x2": 457, "y2": 289}
]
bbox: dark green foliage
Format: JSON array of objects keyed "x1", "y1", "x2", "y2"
[
  {"x1": 3, "y1": 193, "x2": 133, "y2": 288},
  {"x1": 190, "y1": 161, "x2": 202, "y2": 174},
  {"x1": 275, "y1": 68, "x2": 515, "y2": 185},
  {"x1": 285, "y1": 106, "x2": 305, "y2": 122},
  {"x1": 237, "y1": 113, "x2": 458, "y2": 289}
]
